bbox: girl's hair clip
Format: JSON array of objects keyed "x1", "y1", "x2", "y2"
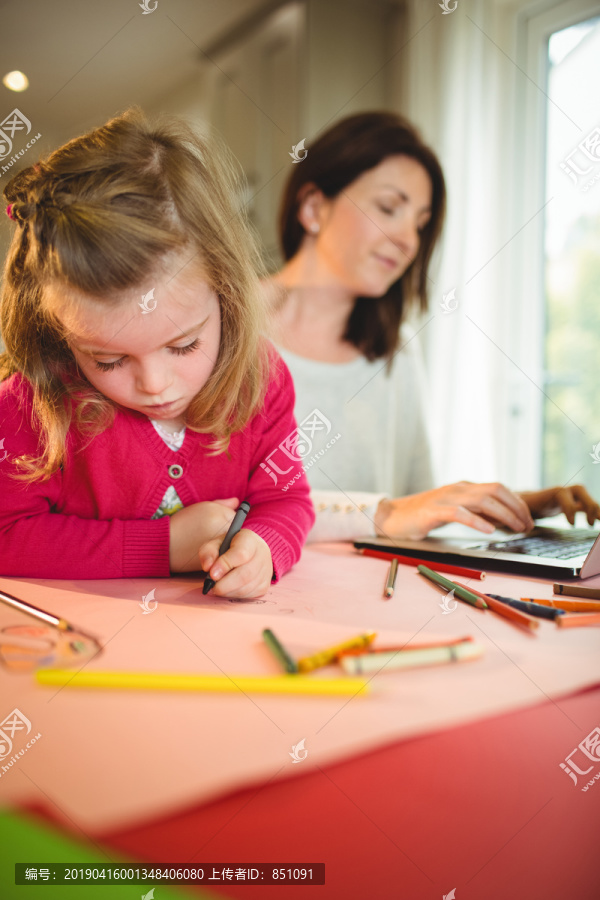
[{"x1": 6, "y1": 204, "x2": 16, "y2": 221}]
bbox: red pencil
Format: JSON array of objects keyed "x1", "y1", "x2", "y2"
[{"x1": 358, "y1": 548, "x2": 486, "y2": 580}]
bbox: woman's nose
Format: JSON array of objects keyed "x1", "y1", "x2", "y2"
[{"x1": 391, "y1": 217, "x2": 420, "y2": 261}]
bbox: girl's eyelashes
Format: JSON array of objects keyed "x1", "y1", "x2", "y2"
[
  {"x1": 95, "y1": 357, "x2": 125, "y2": 373},
  {"x1": 170, "y1": 337, "x2": 201, "y2": 356},
  {"x1": 93, "y1": 337, "x2": 202, "y2": 372}
]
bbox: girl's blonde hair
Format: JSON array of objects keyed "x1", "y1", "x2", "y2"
[{"x1": 1, "y1": 107, "x2": 268, "y2": 481}]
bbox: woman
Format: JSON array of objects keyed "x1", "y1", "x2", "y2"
[{"x1": 263, "y1": 111, "x2": 599, "y2": 541}]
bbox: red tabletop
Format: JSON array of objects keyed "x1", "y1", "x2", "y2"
[{"x1": 23, "y1": 682, "x2": 597, "y2": 900}]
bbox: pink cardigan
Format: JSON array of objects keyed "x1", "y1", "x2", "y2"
[{"x1": 0, "y1": 351, "x2": 314, "y2": 580}]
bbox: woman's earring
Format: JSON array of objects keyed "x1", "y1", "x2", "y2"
[{"x1": 309, "y1": 222, "x2": 320, "y2": 234}]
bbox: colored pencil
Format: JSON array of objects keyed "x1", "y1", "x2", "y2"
[
  {"x1": 36, "y1": 669, "x2": 370, "y2": 696},
  {"x1": 452, "y1": 581, "x2": 539, "y2": 631},
  {"x1": 553, "y1": 583, "x2": 600, "y2": 600},
  {"x1": 521, "y1": 597, "x2": 600, "y2": 613},
  {"x1": 384, "y1": 558, "x2": 398, "y2": 599},
  {"x1": 340, "y1": 640, "x2": 483, "y2": 675},
  {"x1": 556, "y1": 612, "x2": 600, "y2": 628},
  {"x1": 358, "y1": 548, "x2": 485, "y2": 580},
  {"x1": 0, "y1": 588, "x2": 73, "y2": 631},
  {"x1": 417, "y1": 565, "x2": 488, "y2": 609}
]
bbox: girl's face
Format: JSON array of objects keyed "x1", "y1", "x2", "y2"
[
  {"x1": 47, "y1": 262, "x2": 221, "y2": 424},
  {"x1": 309, "y1": 155, "x2": 433, "y2": 297}
]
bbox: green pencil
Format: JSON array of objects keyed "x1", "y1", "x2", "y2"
[
  {"x1": 417, "y1": 565, "x2": 488, "y2": 609},
  {"x1": 262, "y1": 628, "x2": 299, "y2": 674}
]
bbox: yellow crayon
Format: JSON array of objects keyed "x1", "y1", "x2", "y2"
[
  {"x1": 35, "y1": 669, "x2": 370, "y2": 696},
  {"x1": 297, "y1": 632, "x2": 377, "y2": 673}
]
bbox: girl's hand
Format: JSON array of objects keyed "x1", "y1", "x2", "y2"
[
  {"x1": 199, "y1": 529, "x2": 273, "y2": 599},
  {"x1": 169, "y1": 498, "x2": 239, "y2": 573},
  {"x1": 519, "y1": 486, "x2": 600, "y2": 526},
  {"x1": 374, "y1": 481, "x2": 535, "y2": 541}
]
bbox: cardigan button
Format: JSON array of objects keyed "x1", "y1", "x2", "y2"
[{"x1": 168, "y1": 464, "x2": 183, "y2": 479}]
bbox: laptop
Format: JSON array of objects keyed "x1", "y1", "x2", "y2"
[{"x1": 354, "y1": 521, "x2": 600, "y2": 579}]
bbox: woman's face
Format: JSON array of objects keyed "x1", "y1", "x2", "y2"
[{"x1": 309, "y1": 155, "x2": 433, "y2": 297}]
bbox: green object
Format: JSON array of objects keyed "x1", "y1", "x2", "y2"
[
  {"x1": 262, "y1": 628, "x2": 299, "y2": 673},
  {"x1": 417, "y1": 565, "x2": 488, "y2": 609},
  {"x1": 0, "y1": 809, "x2": 221, "y2": 899}
]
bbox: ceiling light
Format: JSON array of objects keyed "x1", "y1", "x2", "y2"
[{"x1": 2, "y1": 71, "x2": 29, "y2": 92}]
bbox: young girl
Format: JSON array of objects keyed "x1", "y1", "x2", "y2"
[
  {"x1": 264, "y1": 111, "x2": 600, "y2": 540},
  {"x1": 0, "y1": 108, "x2": 314, "y2": 597}
]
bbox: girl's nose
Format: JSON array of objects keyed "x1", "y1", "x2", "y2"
[{"x1": 135, "y1": 360, "x2": 172, "y2": 396}]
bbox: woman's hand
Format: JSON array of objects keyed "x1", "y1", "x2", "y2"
[
  {"x1": 199, "y1": 529, "x2": 273, "y2": 599},
  {"x1": 374, "y1": 481, "x2": 535, "y2": 541},
  {"x1": 169, "y1": 498, "x2": 239, "y2": 573},
  {"x1": 519, "y1": 485, "x2": 600, "y2": 526}
]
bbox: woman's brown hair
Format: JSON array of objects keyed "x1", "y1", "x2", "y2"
[
  {"x1": 278, "y1": 111, "x2": 446, "y2": 360},
  {"x1": 1, "y1": 107, "x2": 268, "y2": 481}
]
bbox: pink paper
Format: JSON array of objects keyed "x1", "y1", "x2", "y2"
[{"x1": 0, "y1": 544, "x2": 599, "y2": 832}]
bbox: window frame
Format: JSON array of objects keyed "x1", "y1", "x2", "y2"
[{"x1": 505, "y1": 0, "x2": 600, "y2": 489}]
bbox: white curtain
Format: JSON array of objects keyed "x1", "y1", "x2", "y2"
[{"x1": 397, "y1": 0, "x2": 541, "y2": 490}]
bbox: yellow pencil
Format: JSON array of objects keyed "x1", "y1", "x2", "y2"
[
  {"x1": 297, "y1": 632, "x2": 376, "y2": 673},
  {"x1": 35, "y1": 669, "x2": 370, "y2": 696}
]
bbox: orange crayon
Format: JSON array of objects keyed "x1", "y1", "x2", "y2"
[
  {"x1": 556, "y1": 612, "x2": 600, "y2": 628},
  {"x1": 521, "y1": 597, "x2": 600, "y2": 613}
]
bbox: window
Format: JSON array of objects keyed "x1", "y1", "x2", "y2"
[{"x1": 543, "y1": 16, "x2": 600, "y2": 496}]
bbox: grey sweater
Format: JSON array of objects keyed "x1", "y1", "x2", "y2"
[{"x1": 277, "y1": 327, "x2": 434, "y2": 541}]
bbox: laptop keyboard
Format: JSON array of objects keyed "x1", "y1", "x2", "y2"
[{"x1": 487, "y1": 529, "x2": 597, "y2": 560}]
